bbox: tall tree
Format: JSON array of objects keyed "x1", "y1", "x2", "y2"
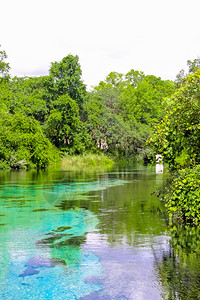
[
  {"x1": 125, "y1": 69, "x2": 145, "y2": 88},
  {"x1": 45, "y1": 94, "x2": 91, "y2": 153},
  {"x1": 49, "y1": 55, "x2": 86, "y2": 108},
  {"x1": 119, "y1": 75, "x2": 175, "y2": 125},
  {"x1": 175, "y1": 57, "x2": 200, "y2": 88},
  {"x1": 104, "y1": 71, "x2": 125, "y2": 89},
  {"x1": 187, "y1": 57, "x2": 200, "y2": 74},
  {"x1": 0, "y1": 46, "x2": 10, "y2": 81}
]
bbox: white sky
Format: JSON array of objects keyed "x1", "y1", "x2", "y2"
[{"x1": 1, "y1": 0, "x2": 200, "y2": 89}]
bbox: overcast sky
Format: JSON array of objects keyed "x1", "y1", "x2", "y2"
[{"x1": 1, "y1": 0, "x2": 200, "y2": 88}]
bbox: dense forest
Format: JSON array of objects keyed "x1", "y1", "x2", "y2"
[{"x1": 0, "y1": 47, "x2": 175, "y2": 169}]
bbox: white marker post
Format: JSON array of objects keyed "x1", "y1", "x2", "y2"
[{"x1": 156, "y1": 154, "x2": 163, "y2": 173}]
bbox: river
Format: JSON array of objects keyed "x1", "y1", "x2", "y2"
[{"x1": 0, "y1": 164, "x2": 199, "y2": 299}]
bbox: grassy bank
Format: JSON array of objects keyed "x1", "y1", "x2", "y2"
[{"x1": 61, "y1": 153, "x2": 114, "y2": 168}]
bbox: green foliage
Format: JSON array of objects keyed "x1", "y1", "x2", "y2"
[
  {"x1": 151, "y1": 70, "x2": 200, "y2": 226},
  {"x1": 175, "y1": 68, "x2": 186, "y2": 88},
  {"x1": 86, "y1": 71, "x2": 174, "y2": 159},
  {"x1": 0, "y1": 107, "x2": 59, "y2": 170},
  {"x1": 45, "y1": 94, "x2": 92, "y2": 154},
  {"x1": 104, "y1": 71, "x2": 125, "y2": 89},
  {"x1": 134, "y1": 76, "x2": 175, "y2": 124},
  {"x1": 119, "y1": 75, "x2": 175, "y2": 125},
  {"x1": 0, "y1": 53, "x2": 94, "y2": 163},
  {"x1": 164, "y1": 166, "x2": 200, "y2": 225},
  {"x1": 187, "y1": 57, "x2": 200, "y2": 74},
  {"x1": 175, "y1": 57, "x2": 200, "y2": 88},
  {"x1": 84, "y1": 86, "x2": 150, "y2": 158},
  {"x1": 0, "y1": 48, "x2": 177, "y2": 168},
  {"x1": 125, "y1": 69, "x2": 145, "y2": 87},
  {"x1": 150, "y1": 70, "x2": 200, "y2": 169},
  {"x1": 8, "y1": 77, "x2": 48, "y2": 121},
  {"x1": 0, "y1": 47, "x2": 10, "y2": 81},
  {"x1": 49, "y1": 55, "x2": 86, "y2": 108}
]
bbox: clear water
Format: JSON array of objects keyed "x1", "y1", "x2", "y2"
[{"x1": 0, "y1": 165, "x2": 199, "y2": 299}]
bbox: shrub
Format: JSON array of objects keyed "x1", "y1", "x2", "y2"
[{"x1": 165, "y1": 165, "x2": 200, "y2": 225}]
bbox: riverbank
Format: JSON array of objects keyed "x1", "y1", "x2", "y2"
[{"x1": 61, "y1": 153, "x2": 114, "y2": 168}]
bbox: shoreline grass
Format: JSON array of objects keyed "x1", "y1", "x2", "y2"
[{"x1": 61, "y1": 153, "x2": 114, "y2": 168}]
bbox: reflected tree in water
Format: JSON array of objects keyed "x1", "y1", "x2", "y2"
[{"x1": 158, "y1": 225, "x2": 200, "y2": 299}]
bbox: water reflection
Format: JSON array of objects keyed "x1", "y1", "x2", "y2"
[{"x1": 158, "y1": 224, "x2": 200, "y2": 299}]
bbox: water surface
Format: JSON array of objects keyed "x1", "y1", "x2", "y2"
[{"x1": 0, "y1": 164, "x2": 192, "y2": 299}]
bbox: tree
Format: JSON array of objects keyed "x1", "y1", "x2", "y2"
[
  {"x1": 0, "y1": 107, "x2": 59, "y2": 169},
  {"x1": 84, "y1": 84, "x2": 151, "y2": 157},
  {"x1": 175, "y1": 69, "x2": 186, "y2": 88},
  {"x1": 45, "y1": 94, "x2": 91, "y2": 153},
  {"x1": 150, "y1": 70, "x2": 200, "y2": 226},
  {"x1": 125, "y1": 69, "x2": 145, "y2": 88},
  {"x1": 49, "y1": 55, "x2": 86, "y2": 108},
  {"x1": 187, "y1": 57, "x2": 200, "y2": 74},
  {"x1": 104, "y1": 71, "x2": 125, "y2": 89},
  {"x1": 8, "y1": 76, "x2": 48, "y2": 122},
  {"x1": 150, "y1": 70, "x2": 200, "y2": 169},
  {"x1": 119, "y1": 75, "x2": 175, "y2": 125},
  {"x1": 175, "y1": 57, "x2": 200, "y2": 88},
  {"x1": 0, "y1": 46, "x2": 10, "y2": 81}
]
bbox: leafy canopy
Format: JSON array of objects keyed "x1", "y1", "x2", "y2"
[{"x1": 150, "y1": 70, "x2": 200, "y2": 169}]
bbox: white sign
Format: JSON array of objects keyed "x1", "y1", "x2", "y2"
[{"x1": 156, "y1": 154, "x2": 163, "y2": 173}]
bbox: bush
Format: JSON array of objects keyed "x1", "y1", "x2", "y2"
[
  {"x1": 0, "y1": 109, "x2": 60, "y2": 169},
  {"x1": 165, "y1": 165, "x2": 200, "y2": 225}
]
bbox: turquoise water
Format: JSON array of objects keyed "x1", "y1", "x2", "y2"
[{"x1": 0, "y1": 165, "x2": 193, "y2": 299}]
